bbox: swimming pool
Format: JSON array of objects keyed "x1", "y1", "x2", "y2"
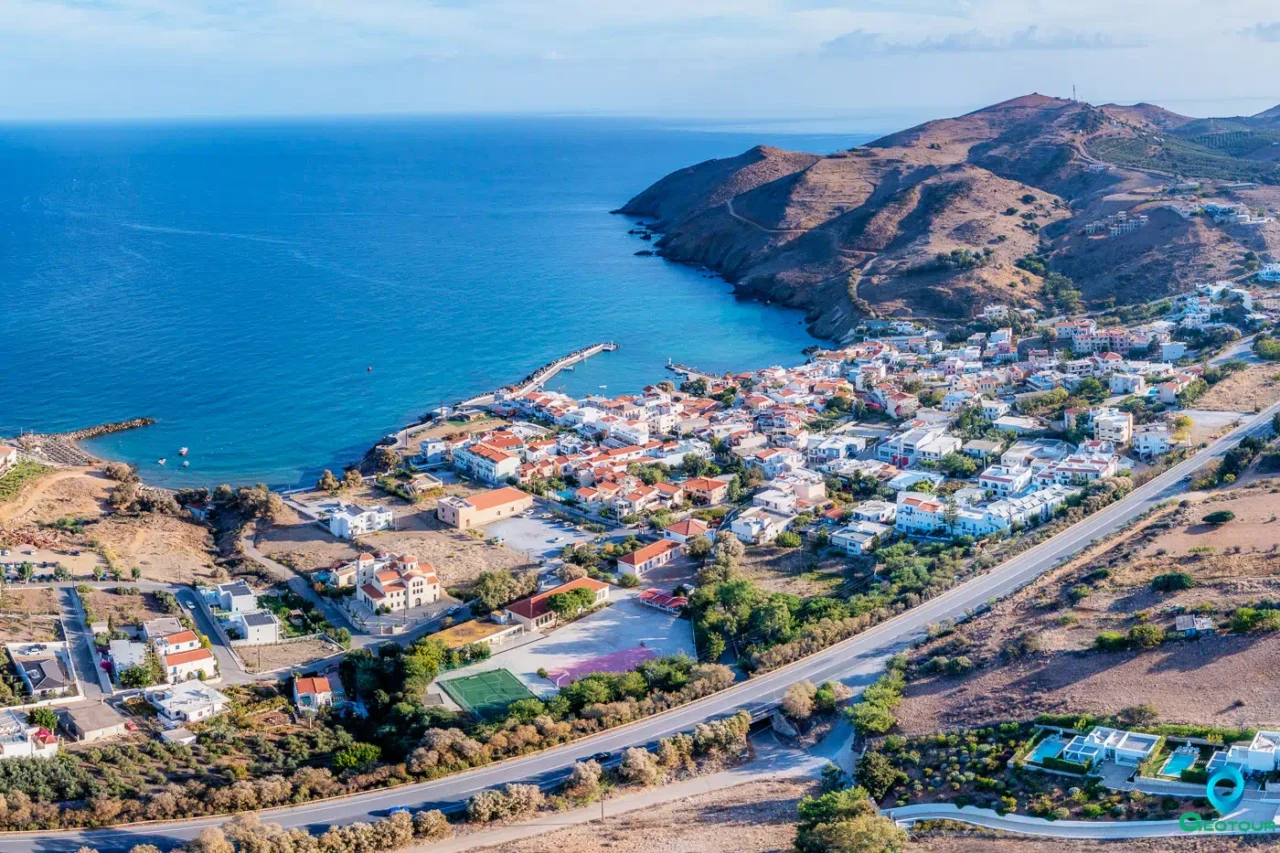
[
  {"x1": 1161, "y1": 749, "x2": 1198, "y2": 777},
  {"x1": 1030, "y1": 736, "x2": 1066, "y2": 764}
]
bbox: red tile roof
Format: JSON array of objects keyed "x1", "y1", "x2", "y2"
[
  {"x1": 505, "y1": 577, "x2": 608, "y2": 621},
  {"x1": 618, "y1": 539, "x2": 680, "y2": 567}
]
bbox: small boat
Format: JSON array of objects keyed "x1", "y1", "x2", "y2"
[
  {"x1": 563, "y1": 365, "x2": 575, "y2": 372},
  {"x1": 367, "y1": 366, "x2": 373, "y2": 372},
  {"x1": 182, "y1": 461, "x2": 190, "y2": 468},
  {"x1": 157, "y1": 458, "x2": 167, "y2": 466},
  {"x1": 598, "y1": 384, "x2": 607, "y2": 389},
  {"x1": 178, "y1": 447, "x2": 189, "y2": 456}
]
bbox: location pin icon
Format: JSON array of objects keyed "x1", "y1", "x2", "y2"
[{"x1": 1206, "y1": 765, "x2": 1245, "y2": 815}]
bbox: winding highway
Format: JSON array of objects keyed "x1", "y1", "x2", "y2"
[{"x1": 12, "y1": 399, "x2": 1280, "y2": 852}]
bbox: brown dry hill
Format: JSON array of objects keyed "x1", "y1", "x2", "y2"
[{"x1": 618, "y1": 93, "x2": 1280, "y2": 332}]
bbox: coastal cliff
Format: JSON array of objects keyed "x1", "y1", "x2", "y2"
[{"x1": 618, "y1": 94, "x2": 1280, "y2": 331}]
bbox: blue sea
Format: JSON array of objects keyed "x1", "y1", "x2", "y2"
[{"x1": 0, "y1": 117, "x2": 874, "y2": 488}]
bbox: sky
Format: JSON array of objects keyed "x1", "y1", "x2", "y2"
[{"x1": 4, "y1": 0, "x2": 1280, "y2": 124}]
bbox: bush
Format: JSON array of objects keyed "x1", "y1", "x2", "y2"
[
  {"x1": 1150, "y1": 572, "x2": 1195, "y2": 593},
  {"x1": 1203, "y1": 510, "x2": 1236, "y2": 525},
  {"x1": 775, "y1": 531, "x2": 803, "y2": 549},
  {"x1": 617, "y1": 572, "x2": 640, "y2": 588},
  {"x1": 1095, "y1": 631, "x2": 1129, "y2": 652},
  {"x1": 1043, "y1": 756, "x2": 1091, "y2": 774},
  {"x1": 1181, "y1": 767, "x2": 1209, "y2": 785},
  {"x1": 1128, "y1": 623, "x2": 1166, "y2": 649}
]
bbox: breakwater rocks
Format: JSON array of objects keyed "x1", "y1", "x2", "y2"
[{"x1": 14, "y1": 418, "x2": 155, "y2": 466}]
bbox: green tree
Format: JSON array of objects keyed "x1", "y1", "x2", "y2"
[
  {"x1": 27, "y1": 708, "x2": 58, "y2": 731},
  {"x1": 855, "y1": 751, "x2": 907, "y2": 801},
  {"x1": 775, "y1": 530, "x2": 803, "y2": 548},
  {"x1": 686, "y1": 535, "x2": 713, "y2": 560},
  {"x1": 547, "y1": 587, "x2": 597, "y2": 620},
  {"x1": 333, "y1": 742, "x2": 382, "y2": 770},
  {"x1": 937, "y1": 452, "x2": 977, "y2": 478},
  {"x1": 118, "y1": 665, "x2": 154, "y2": 688}
]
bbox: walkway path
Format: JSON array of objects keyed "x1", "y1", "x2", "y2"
[{"x1": 887, "y1": 801, "x2": 1280, "y2": 838}]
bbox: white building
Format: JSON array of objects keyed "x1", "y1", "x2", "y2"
[
  {"x1": 831, "y1": 521, "x2": 891, "y2": 556},
  {"x1": 980, "y1": 399, "x2": 1011, "y2": 420},
  {"x1": 848, "y1": 500, "x2": 897, "y2": 524},
  {"x1": 452, "y1": 443, "x2": 521, "y2": 484},
  {"x1": 729, "y1": 506, "x2": 795, "y2": 545},
  {"x1": 147, "y1": 681, "x2": 230, "y2": 728},
  {"x1": 1091, "y1": 409, "x2": 1134, "y2": 444},
  {"x1": 1208, "y1": 731, "x2": 1280, "y2": 777},
  {"x1": 1062, "y1": 726, "x2": 1160, "y2": 767},
  {"x1": 329, "y1": 503, "x2": 394, "y2": 540},
  {"x1": 230, "y1": 611, "x2": 281, "y2": 645},
  {"x1": 1133, "y1": 423, "x2": 1174, "y2": 458},
  {"x1": 753, "y1": 489, "x2": 797, "y2": 515},
  {"x1": 216, "y1": 581, "x2": 257, "y2": 614},
  {"x1": 1108, "y1": 373, "x2": 1146, "y2": 395},
  {"x1": 978, "y1": 465, "x2": 1032, "y2": 497},
  {"x1": 0, "y1": 709, "x2": 57, "y2": 759}
]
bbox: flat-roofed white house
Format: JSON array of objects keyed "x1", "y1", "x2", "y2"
[
  {"x1": 848, "y1": 500, "x2": 897, "y2": 524},
  {"x1": 1206, "y1": 731, "x2": 1280, "y2": 777},
  {"x1": 329, "y1": 503, "x2": 394, "y2": 540},
  {"x1": 147, "y1": 680, "x2": 230, "y2": 728},
  {"x1": 729, "y1": 506, "x2": 794, "y2": 545},
  {"x1": 216, "y1": 581, "x2": 257, "y2": 614},
  {"x1": 978, "y1": 464, "x2": 1032, "y2": 497},
  {"x1": 0, "y1": 708, "x2": 58, "y2": 759},
  {"x1": 1062, "y1": 726, "x2": 1160, "y2": 767},
  {"x1": 831, "y1": 521, "x2": 890, "y2": 556}
]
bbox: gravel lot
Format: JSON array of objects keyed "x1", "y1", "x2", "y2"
[{"x1": 439, "y1": 589, "x2": 696, "y2": 697}]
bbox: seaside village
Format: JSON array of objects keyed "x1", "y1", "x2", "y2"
[
  {"x1": 267, "y1": 276, "x2": 1275, "y2": 722},
  {"x1": 0, "y1": 274, "x2": 1275, "y2": 793}
]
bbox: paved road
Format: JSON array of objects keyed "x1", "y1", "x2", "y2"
[
  {"x1": 11, "y1": 400, "x2": 1280, "y2": 851},
  {"x1": 56, "y1": 587, "x2": 105, "y2": 701}
]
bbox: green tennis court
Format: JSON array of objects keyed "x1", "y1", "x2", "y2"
[{"x1": 439, "y1": 669, "x2": 536, "y2": 720}]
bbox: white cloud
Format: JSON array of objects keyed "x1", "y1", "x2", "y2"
[{"x1": 1, "y1": 0, "x2": 1278, "y2": 118}]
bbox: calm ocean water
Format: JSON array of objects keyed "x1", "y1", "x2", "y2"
[{"x1": 0, "y1": 117, "x2": 871, "y2": 488}]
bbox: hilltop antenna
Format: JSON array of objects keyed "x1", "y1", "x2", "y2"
[{"x1": 1073, "y1": 85, "x2": 1077, "y2": 102}]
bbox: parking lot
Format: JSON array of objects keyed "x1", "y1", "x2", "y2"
[
  {"x1": 0, "y1": 546, "x2": 106, "y2": 579},
  {"x1": 438, "y1": 588, "x2": 696, "y2": 699},
  {"x1": 485, "y1": 513, "x2": 597, "y2": 561}
]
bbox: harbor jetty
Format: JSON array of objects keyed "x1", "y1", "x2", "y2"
[
  {"x1": 14, "y1": 418, "x2": 155, "y2": 467},
  {"x1": 453, "y1": 341, "x2": 618, "y2": 409},
  {"x1": 665, "y1": 362, "x2": 721, "y2": 384},
  {"x1": 379, "y1": 342, "x2": 618, "y2": 456}
]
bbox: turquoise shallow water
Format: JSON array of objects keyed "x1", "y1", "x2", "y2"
[{"x1": 0, "y1": 117, "x2": 869, "y2": 487}]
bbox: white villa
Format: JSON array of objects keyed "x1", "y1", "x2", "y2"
[
  {"x1": 329, "y1": 503, "x2": 394, "y2": 540},
  {"x1": 1208, "y1": 731, "x2": 1280, "y2": 777},
  {"x1": 1062, "y1": 726, "x2": 1160, "y2": 767}
]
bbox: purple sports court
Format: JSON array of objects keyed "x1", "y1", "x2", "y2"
[{"x1": 546, "y1": 646, "x2": 659, "y2": 687}]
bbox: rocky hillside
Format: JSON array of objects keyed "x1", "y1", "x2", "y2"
[{"x1": 617, "y1": 94, "x2": 1280, "y2": 337}]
